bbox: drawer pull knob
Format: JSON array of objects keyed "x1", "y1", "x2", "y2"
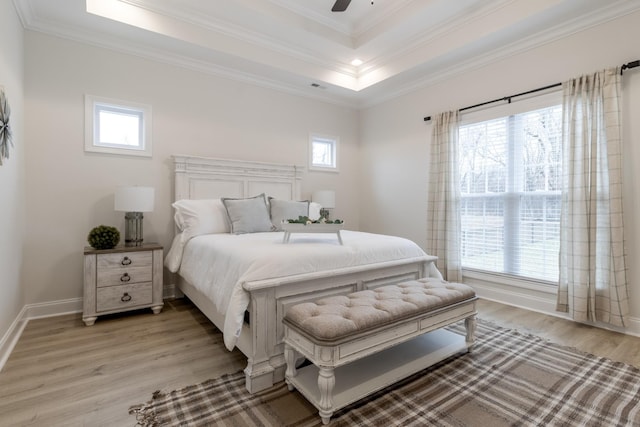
[
  {"x1": 121, "y1": 257, "x2": 132, "y2": 266},
  {"x1": 120, "y1": 273, "x2": 131, "y2": 282},
  {"x1": 121, "y1": 292, "x2": 132, "y2": 302}
]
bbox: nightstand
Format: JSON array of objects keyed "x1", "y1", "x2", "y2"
[{"x1": 83, "y1": 243, "x2": 164, "y2": 326}]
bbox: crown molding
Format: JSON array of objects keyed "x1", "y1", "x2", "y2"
[
  {"x1": 14, "y1": 0, "x2": 640, "y2": 110},
  {"x1": 351, "y1": 0, "x2": 416, "y2": 40},
  {"x1": 95, "y1": 0, "x2": 359, "y2": 80},
  {"x1": 24, "y1": 17, "x2": 360, "y2": 109},
  {"x1": 263, "y1": 0, "x2": 414, "y2": 39},
  {"x1": 264, "y1": 0, "x2": 353, "y2": 36},
  {"x1": 12, "y1": 0, "x2": 34, "y2": 28},
  {"x1": 360, "y1": 0, "x2": 640, "y2": 108},
  {"x1": 357, "y1": 0, "x2": 514, "y2": 85}
]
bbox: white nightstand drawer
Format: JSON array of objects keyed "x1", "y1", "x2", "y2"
[
  {"x1": 97, "y1": 251, "x2": 152, "y2": 270},
  {"x1": 97, "y1": 266, "x2": 152, "y2": 287},
  {"x1": 96, "y1": 282, "x2": 153, "y2": 312}
]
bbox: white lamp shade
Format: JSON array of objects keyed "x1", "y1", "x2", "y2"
[
  {"x1": 114, "y1": 186, "x2": 155, "y2": 212},
  {"x1": 312, "y1": 190, "x2": 335, "y2": 209}
]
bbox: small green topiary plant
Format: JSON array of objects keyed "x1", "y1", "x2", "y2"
[
  {"x1": 287, "y1": 216, "x2": 343, "y2": 225},
  {"x1": 88, "y1": 225, "x2": 120, "y2": 250}
]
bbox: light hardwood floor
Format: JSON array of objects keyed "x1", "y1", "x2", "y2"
[{"x1": 1, "y1": 298, "x2": 639, "y2": 427}]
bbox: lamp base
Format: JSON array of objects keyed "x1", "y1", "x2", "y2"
[
  {"x1": 319, "y1": 208, "x2": 330, "y2": 220},
  {"x1": 124, "y1": 212, "x2": 144, "y2": 246}
]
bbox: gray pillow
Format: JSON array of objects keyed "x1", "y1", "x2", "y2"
[
  {"x1": 221, "y1": 194, "x2": 275, "y2": 234},
  {"x1": 269, "y1": 198, "x2": 310, "y2": 231}
]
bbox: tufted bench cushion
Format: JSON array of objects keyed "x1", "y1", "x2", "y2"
[{"x1": 284, "y1": 278, "x2": 476, "y2": 343}]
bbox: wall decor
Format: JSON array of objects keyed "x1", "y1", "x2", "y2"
[{"x1": 0, "y1": 88, "x2": 13, "y2": 166}]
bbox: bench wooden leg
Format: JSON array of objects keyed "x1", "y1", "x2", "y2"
[
  {"x1": 318, "y1": 366, "x2": 335, "y2": 425},
  {"x1": 284, "y1": 344, "x2": 297, "y2": 391},
  {"x1": 465, "y1": 315, "x2": 477, "y2": 352}
]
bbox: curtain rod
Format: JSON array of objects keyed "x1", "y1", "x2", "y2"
[{"x1": 423, "y1": 60, "x2": 640, "y2": 122}]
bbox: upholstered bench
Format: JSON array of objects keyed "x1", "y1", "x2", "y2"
[{"x1": 283, "y1": 278, "x2": 477, "y2": 425}]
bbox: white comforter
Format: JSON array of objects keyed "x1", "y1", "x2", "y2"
[{"x1": 173, "y1": 230, "x2": 430, "y2": 350}]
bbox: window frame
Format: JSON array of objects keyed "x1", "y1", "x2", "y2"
[
  {"x1": 84, "y1": 94, "x2": 152, "y2": 157},
  {"x1": 309, "y1": 133, "x2": 339, "y2": 172},
  {"x1": 458, "y1": 90, "x2": 563, "y2": 285}
]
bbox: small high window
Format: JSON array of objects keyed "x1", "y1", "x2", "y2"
[
  {"x1": 309, "y1": 133, "x2": 338, "y2": 172},
  {"x1": 85, "y1": 95, "x2": 152, "y2": 157}
]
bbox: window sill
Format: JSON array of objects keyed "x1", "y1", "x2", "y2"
[
  {"x1": 462, "y1": 268, "x2": 557, "y2": 295},
  {"x1": 309, "y1": 166, "x2": 339, "y2": 173}
]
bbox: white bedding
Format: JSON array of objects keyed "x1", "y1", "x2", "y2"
[{"x1": 172, "y1": 230, "x2": 430, "y2": 350}]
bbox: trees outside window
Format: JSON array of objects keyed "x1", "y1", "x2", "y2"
[{"x1": 459, "y1": 103, "x2": 562, "y2": 282}]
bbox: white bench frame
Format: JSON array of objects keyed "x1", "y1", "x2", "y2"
[{"x1": 284, "y1": 297, "x2": 478, "y2": 424}]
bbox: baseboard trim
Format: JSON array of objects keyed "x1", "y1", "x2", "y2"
[
  {"x1": 23, "y1": 297, "x2": 83, "y2": 320},
  {"x1": 3, "y1": 288, "x2": 640, "y2": 372},
  {"x1": 0, "y1": 305, "x2": 29, "y2": 373},
  {"x1": 471, "y1": 281, "x2": 559, "y2": 314},
  {"x1": 0, "y1": 298, "x2": 83, "y2": 372},
  {"x1": 471, "y1": 281, "x2": 640, "y2": 337}
]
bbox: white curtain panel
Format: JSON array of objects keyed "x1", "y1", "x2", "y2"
[
  {"x1": 427, "y1": 111, "x2": 462, "y2": 281},
  {"x1": 557, "y1": 67, "x2": 629, "y2": 327}
]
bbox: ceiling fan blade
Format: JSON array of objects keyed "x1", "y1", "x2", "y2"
[{"x1": 331, "y1": 0, "x2": 352, "y2": 12}]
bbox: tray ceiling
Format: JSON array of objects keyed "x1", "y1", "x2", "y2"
[{"x1": 14, "y1": 0, "x2": 640, "y2": 107}]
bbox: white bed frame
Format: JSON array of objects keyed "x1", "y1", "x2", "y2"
[{"x1": 171, "y1": 155, "x2": 438, "y2": 393}]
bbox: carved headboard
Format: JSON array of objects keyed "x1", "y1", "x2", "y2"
[{"x1": 173, "y1": 155, "x2": 304, "y2": 201}]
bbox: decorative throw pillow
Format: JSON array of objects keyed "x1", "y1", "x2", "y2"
[
  {"x1": 269, "y1": 198, "x2": 310, "y2": 231},
  {"x1": 222, "y1": 193, "x2": 275, "y2": 234}
]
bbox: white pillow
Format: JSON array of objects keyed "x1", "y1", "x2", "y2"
[
  {"x1": 222, "y1": 194, "x2": 275, "y2": 234},
  {"x1": 269, "y1": 199, "x2": 310, "y2": 230},
  {"x1": 173, "y1": 198, "x2": 230, "y2": 235},
  {"x1": 165, "y1": 199, "x2": 230, "y2": 273}
]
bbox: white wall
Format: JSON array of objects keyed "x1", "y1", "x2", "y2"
[
  {"x1": 0, "y1": 2, "x2": 25, "y2": 347},
  {"x1": 14, "y1": 6, "x2": 640, "y2": 334},
  {"x1": 24, "y1": 32, "x2": 360, "y2": 305},
  {"x1": 360, "y1": 11, "x2": 640, "y2": 322}
]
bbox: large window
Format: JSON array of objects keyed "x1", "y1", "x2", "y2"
[{"x1": 459, "y1": 94, "x2": 562, "y2": 282}]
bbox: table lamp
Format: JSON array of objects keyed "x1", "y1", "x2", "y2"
[
  {"x1": 114, "y1": 186, "x2": 155, "y2": 246},
  {"x1": 312, "y1": 190, "x2": 335, "y2": 220}
]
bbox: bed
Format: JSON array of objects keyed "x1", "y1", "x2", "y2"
[{"x1": 167, "y1": 155, "x2": 440, "y2": 393}]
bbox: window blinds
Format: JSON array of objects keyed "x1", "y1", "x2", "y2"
[{"x1": 459, "y1": 98, "x2": 562, "y2": 283}]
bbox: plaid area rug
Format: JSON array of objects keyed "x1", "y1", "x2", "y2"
[{"x1": 129, "y1": 320, "x2": 640, "y2": 426}]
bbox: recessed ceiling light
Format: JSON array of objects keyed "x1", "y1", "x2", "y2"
[{"x1": 351, "y1": 59, "x2": 363, "y2": 67}]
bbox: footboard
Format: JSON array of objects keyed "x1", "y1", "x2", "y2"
[{"x1": 178, "y1": 256, "x2": 438, "y2": 393}]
